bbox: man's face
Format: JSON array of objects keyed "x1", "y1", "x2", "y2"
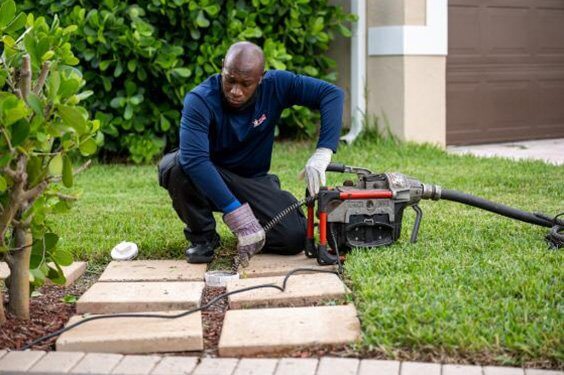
[{"x1": 221, "y1": 65, "x2": 263, "y2": 109}]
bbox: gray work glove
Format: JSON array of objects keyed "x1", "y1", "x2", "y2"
[
  {"x1": 223, "y1": 203, "x2": 265, "y2": 267},
  {"x1": 298, "y1": 147, "x2": 333, "y2": 195}
]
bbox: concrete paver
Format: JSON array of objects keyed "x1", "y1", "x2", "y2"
[
  {"x1": 57, "y1": 311, "x2": 203, "y2": 354},
  {"x1": 443, "y1": 365, "x2": 482, "y2": 375},
  {"x1": 0, "y1": 262, "x2": 87, "y2": 287},
  {"x1": 402, "y1": 361, "x2": 441, "y2": 375},
  {"x1": 525, "y1": 370, "x2": 563, "y2": 375},
  {"x1": 149, "y1": 356, "x2": 198, "y2": 375},
  {"x1": 316, "y1": 357, "x2": 359, "y2": 375},
  {"x1": 28, "y1": 352, "x2": 85, "y2": 374},
  {"x1": 358, "y1": 359, "x2": 400, "y2": 375},
  {"x1": 226, "y1": 273, "x2": 348, "y2": 309},
  {"x1": 274, "y1": 358, "x2": 318, "y2": 375},
  {"x1": 77, "y1": 281, "x2": 204, "y2": 314},
  {"x1": 0, "y1": 351, "x2": 46, "y2": 374},
  {"x1": 218, "y1": 305, "x2": 361, "y2": 356},
  {"x1": 443, "y1": 364, "x2": 483, "y2": 375},
  {"x1": 68, "y1": 353, "x2": 124, "y2": 374},
  {"x1": 483, "y1": 367, "x2": 525, "y2": 375},
  {"x1": 192, "y1": 358, "x2": 239, "y2": 375},
  {"x1": 98, "y1": 260, "x2": 206, "y2": 282},
  {"x1": 242, "y1": 254, "x2": 336, "y2": 278},
  {"x1": 233, "y1": 358, "x2": 279, "y2": 375},
  {"x1": 110, "y1": 355, "x2": 161, "y2": 374},
  {"x1": 53, "y1": 262, "x2": 88, "y2": 287},
  {"x1": 447, "y1": 138, "x2": 564, "y2": 165},
  {"x1": 0, "y1": 350, "x2": 6, "y2": 360}
]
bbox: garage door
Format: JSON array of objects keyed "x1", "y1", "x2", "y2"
[{"x1": 447, "y1": 0, "x2": 564, "y2": 145}]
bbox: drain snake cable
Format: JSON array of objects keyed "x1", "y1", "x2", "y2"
[{"x1": 20, "y1": 267, "x2": 341, "y2": 351}]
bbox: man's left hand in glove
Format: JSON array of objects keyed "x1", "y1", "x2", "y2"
[{"x1": 299, "y1": 147, "x2": 333, "y2": 196}]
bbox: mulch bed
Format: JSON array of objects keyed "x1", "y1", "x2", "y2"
[
  {"x1": 0, "y1": 273, "x2": 97, "y2": 351},
  {"x1": 0, "y1": 277, "x2": 231, "y2": 355}
]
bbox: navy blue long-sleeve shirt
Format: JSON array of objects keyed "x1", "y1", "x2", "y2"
[{"x1": 178, "y1": 70, "x2": 344, "y2": 212}]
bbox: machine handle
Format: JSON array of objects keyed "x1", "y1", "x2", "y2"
[
  {"x1": 326, "y1": 163, "x2": 346, "y2": 173},
  {"x1": 410, "y1": 204, "x2": 423, "y2": 243}
]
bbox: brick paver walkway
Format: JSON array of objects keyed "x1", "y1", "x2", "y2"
[
  {"x1": 0, "y1": 351, "x2": 561, "y2": 375},
  {"x1": 3, "y1": 255, "x2": 559, "y2": 374}
]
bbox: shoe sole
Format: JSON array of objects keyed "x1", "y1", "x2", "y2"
[{"x1": 186, "y1": 254, "x2": 214, "y2": 264}]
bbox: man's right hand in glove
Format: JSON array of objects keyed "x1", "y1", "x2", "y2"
[{"x1": 223, "y1": 203, "x2": 265, "y2": 267}]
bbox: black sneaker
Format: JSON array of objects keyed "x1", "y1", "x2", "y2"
[{"x1": 185, "y1": 235, "x2": 220, "y2": 264}]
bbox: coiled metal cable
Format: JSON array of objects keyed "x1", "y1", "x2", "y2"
[
  {"x1": 545, "y1": 213, "x2": 564, "y2": 249},
  {"x1": 232, "y1": 195, "x2": 316, "y2": 273}
]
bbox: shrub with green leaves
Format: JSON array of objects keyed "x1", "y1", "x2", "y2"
[
  {"x1": 0, "y1": 1, "x2": 99, "y2": 321},
  {"x1": 19, "y1": 0, "x2": 355, "y2": 163}
]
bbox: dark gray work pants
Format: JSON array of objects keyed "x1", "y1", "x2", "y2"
[{"x1": 158, "y1": 151, "x2": 306, "y2": 255}]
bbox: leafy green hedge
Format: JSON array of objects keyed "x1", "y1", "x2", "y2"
[{"x1": 19, "y1": 0, "x2": 355, "y2": 163}]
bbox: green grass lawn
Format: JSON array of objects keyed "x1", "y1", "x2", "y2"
[{"x1": 53, "y1": 138, "x2": 563, "y2": 367}]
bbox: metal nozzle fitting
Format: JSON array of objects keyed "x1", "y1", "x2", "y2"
[{"x1": 421, "y1": 184, "x2": 442, "y2": 200}]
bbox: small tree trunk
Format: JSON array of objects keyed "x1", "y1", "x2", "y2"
[
  {"x1": 0, "y1": 286, "x2": 5, "y2": 325},
  {"x1": 6, "y1": 228, "x2": 32, "y2": 320}
]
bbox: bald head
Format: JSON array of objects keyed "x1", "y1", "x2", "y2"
[
  {"x1": 223, "y1": 41, "x2": 265, "y2": 74},
  {"x1": 221, "y1": 42, "x2": 265, "y2": 109}
]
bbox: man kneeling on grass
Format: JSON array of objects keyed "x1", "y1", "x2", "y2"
[{"x1": 158, "y1": 41, "x2": 344, "y2": 265}]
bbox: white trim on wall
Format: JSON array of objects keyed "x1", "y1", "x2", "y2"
[{"x1": 368, "y1": 0, "x2": 448, "y2": 56}]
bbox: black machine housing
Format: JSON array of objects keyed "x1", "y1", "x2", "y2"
[{"x1": 313, "y1": 164, "x2": 440, "y2": 255}]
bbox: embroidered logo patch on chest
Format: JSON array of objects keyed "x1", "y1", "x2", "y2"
[{"x1": 252, "y1": 114, "x2": 267, "y2": 128}]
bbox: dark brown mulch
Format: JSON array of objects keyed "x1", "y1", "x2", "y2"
[
  {"x1": 0, "y1": 273, "x2": 97, "y2": 351},
  {"x1": 201, "y1": 286, "x2": 228, "y2": 357},
  {"x1": 0, "y1": 275, "x2": 229, "y2": 354}
]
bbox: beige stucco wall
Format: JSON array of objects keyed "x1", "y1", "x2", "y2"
[
  {"x1": 368, "y1": 0, "x2": 426, "y2": 26},
  {"x1": 366, "y1": 0, "x2": 446, "y2": 147},
  {"x1": 404, "y1": 56, "x2": 446, "y2": 145},
  {"x1": 366, "y1": 57, "x2": 405, "y2": 136},
  {"x1": 368, "y1": 0, "x2": 405, "y2": 27},
  {"x1": 405, "y1": 0, "x2": 427, "y2": 25}
]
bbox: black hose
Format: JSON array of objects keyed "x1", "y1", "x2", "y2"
[{"x1": 440, "y1": 189, "x2": 557, "y2": 228}]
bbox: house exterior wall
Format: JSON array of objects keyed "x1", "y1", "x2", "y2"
[
  {"x1": 367, "y1": 0, "x2": 447, "y2": 147},
  {"x1": 404, "y1": 56, "x2": 446, "y2": 145},
  {"x1": 328, "y1": 0, "x2": 447, "y2": 147},
  {"x1": 405, "y1": 0, "x2": 427, "y2": 25},
  {"x1": 368, "y1": 0, "x2": 405, "y2": 26}
]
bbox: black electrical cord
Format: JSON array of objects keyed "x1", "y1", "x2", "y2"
[
  {"x1": 330, "y1": 222, "x2": 344, "y2": 275},
  {"x1": 20, "y1": 267, "x2": 339, "y2": 351}
]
